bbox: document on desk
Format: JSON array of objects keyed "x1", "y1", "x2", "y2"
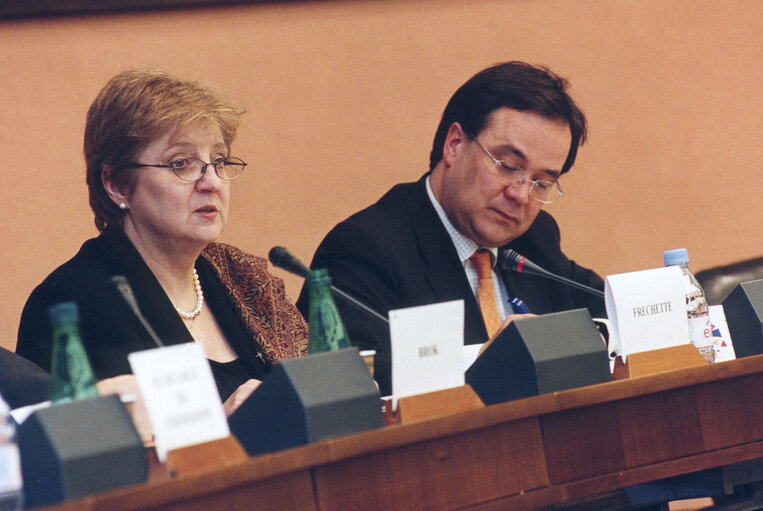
[
  {"x1": 389, "y1": 300, "x2": 464, "y2": 400},
  {"x1": 129, "y1": 343, "x2": 229, "y2": 462}
]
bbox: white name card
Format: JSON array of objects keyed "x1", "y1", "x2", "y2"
[
  {"x1": 128, "y1": 343, "x2": 229, "y2": 462},
  {"x1": 390, "y1": 300, "x2": 464, "y2": 401},
  {"x1": 605, "y1": 266, "x2": 689, "y2": 361}
]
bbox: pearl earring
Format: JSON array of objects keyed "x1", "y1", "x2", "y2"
[{"x1": 119, "y1": 202, "x2": 127, "y2": 210}]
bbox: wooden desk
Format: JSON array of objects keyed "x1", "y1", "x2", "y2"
[{"x1": 42, "y1": 354, "x2": 763, "y2": 511}]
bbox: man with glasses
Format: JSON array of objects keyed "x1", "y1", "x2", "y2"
[{"x1": 296, "y1": 61, "x2": 604, "y2": 396}]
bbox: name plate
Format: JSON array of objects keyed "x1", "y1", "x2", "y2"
[
  {"x1": 605, "y1": 266, "x2": 689, "y2": 361},
  {"x1": 390, "y1": 300, "x2": 464, "y2": 401},
  {"x1": 128, "y1": 343, "x2": 229, "y2": 462}
]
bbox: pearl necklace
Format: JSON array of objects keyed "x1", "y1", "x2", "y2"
[{"x1": 175, "y1": 268, "x2": 204, "y2": 320}]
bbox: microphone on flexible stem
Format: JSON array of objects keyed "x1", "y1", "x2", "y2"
[
  {"x1": 110, "y1": 276, "x2": 165, "y2": 347},
  {"x1": 268, "y1": 246, "x2": 389, "y2": 326},
  {"x1": 498, "y1": 249, "x2": 605, "y2": 298},
  {"x1": 267, "y1": 246, "x2": 310, "y2": 278}
]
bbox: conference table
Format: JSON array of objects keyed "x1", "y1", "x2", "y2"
[{"x1": 40, "y1": 352, "x2": 763, "y2": 511}]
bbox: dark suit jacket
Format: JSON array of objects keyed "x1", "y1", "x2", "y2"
[
  {"x1": 0, "y1": 347, "x2": 50, "y2": 409},
  {"x1": 296, "y1": 176, "x2": 604, "y2": 395},
  {"x1": 17, "y1": 227, "x2": 307, "y2": 401}
]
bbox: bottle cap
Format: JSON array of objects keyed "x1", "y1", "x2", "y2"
[
  {"x1": 307, "y1": 268, "x2": 332, "y2": 286},
  {"x1": 663, "y1": 248, "x2": 689, "y2": 267},
  {"x1": 48, "y1": 301, "x2": 80, "y2": 327}
]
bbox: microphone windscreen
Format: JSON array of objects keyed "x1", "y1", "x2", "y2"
[
  {"x1": 498, "y1": 250, "x2": 550, "y2": 277},
  {"x1": 498, "y1": 249, "x2": 522, "y2": 271},
  {"x1": 110, "y1": 275, "x2": 138, "y2": 310},
  {"x1": 268, "y1": 246, "x2": 310, "y2": 278}
]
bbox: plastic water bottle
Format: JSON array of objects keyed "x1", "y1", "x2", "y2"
[
  {"x1": 663, "y1": 248, "x2": 715, "y2": 363},
  {"x1": 0, "y1": 393, "x2": 23, "y2": 511}
]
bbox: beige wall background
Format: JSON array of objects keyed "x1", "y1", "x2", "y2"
[{"x1": 1, "y1": 0, "x2": 761, "y2": 351}]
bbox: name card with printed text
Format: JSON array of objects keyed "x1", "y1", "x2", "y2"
[
  {"x1": 128, "y1": 343, "x2": 229, "y2": 462},
  {"x1": 390, "y1": 300, "x2": 464, "y2": 400},
  {"x1": 605, "y1": 266, "x2": 689, "y2": 361}
]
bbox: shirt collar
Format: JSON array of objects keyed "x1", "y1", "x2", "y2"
[{"x1": 425, "y1": 176, "x2": 498, "y2": 267}]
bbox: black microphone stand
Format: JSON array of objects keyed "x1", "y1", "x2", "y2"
[
  {"x1": 268, "y1": 247, "x2": 389, "y2": 326},
  {"x1": 499, "y1": 249, "x2": 605, "y2": 298}
]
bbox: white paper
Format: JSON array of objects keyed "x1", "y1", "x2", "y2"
[
  {"x1": 707, "y1": 305, "x2": 736, "y2": 362},
  {"x1": 128, "y1": 343, "x2": 229, "y2": 462},
  {"x1": 605, "y1": 266, "x2": 690, "y2": 361},
  {"x1": 0, "y1": 444, "x2": 22, "y2": 492},
  {"x1": 462, "y1": 344, "x2": 484, "y2": 373},
  {"x1": 10, "y1": 401, "x2": 51, "y2": 425},
  {"x1": 389, "y1": 300, "x2": 464, "y2": 400}
]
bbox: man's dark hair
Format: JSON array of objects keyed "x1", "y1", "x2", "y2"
[{"x1": 429, "y1": 61, "x2": 587, "y2": 174}]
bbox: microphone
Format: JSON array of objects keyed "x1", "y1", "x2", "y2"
[
  {"x1": 268, "y1": 246, "x2": 309, "y2": 278},
  {"x1": 498, "y1": 249, "x2": 605, "y2": 298},
  {"x1": 110, "y1": 276, "x2": 165, "y2": 347},
  {"x1": 268, "y1": 246, "x2": 389, "y2": 326}
]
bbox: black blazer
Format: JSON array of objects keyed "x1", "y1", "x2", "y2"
[
  {"x1": 0, "y1": 347, "x2": 50, "y2": 409},
  {"x1": 296, "y1": 176, "x2": 604, "y2": 395},
  {"x1": 16, "y1": 227, "x2": 271, "y2": 400}
]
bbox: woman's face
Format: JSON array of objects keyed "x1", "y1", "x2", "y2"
[{"x1": 114, "y1": 120, "x2": 231, "y2": 256}]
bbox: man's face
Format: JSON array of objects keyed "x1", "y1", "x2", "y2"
[{"x1": 436, "y1": 107, "x2": 572, "y2": 247}]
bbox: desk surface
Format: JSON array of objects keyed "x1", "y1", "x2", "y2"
[{"x1": 42, "y1": 354, "x2": 763, "y2": 511}]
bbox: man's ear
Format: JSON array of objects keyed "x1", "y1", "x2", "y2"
[
  {"x1": 102, "y1": 166, "x2": 128, "y2": 207},
  {"x1": 441, "y1": 122, "x2": 468, "y2": 167}
]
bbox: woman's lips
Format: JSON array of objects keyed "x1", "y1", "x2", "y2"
[{"x1": 195, "y1": 205, "x2": 218, "y2": 218}]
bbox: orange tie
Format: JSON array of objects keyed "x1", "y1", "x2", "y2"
[{"x1": 471, "y1": 249, "x2": 502, "y2": 337}]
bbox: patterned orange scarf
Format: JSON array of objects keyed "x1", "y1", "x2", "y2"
[{"x1": 201, "y1": 243, "x2": 308, "y2": 365}]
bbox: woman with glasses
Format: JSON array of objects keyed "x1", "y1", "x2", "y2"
[{"x1": 16, "y1": 68, "x2": 307, "y2": 426}]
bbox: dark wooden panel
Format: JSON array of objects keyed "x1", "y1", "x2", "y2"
[
  {"x1": 161, "y1": 470, "x2": 315, "y2": 511},
  {"x1": 38, "y1": 468, "x2": 317, "y2": 511},
  {"x1": 618, "y1": 387, "x2": 705, "y2": 467},
  {"x1": 697, "y1": 372, "x2": 763, "y2": 450},
  {"x1": 313, "y1": 418, "x2": 549, "y2": 511},
  {"x1": 462, "y1": 443, "x2": 763, "y2": 511},
  {"x1": 541, "y1": 403, "x2": 627, "y2": 483}
]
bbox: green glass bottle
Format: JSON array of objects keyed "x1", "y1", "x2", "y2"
[
  {"x1": 48, "y1": 302, "x2": 99, "y2": 403},
  {"x1": 306, "y1": 269, "x2": 351, "y2": 353}
]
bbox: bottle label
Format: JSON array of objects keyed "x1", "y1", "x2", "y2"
[
  {"x1": 681, "y1": 275, "x2": 708, "y2": 318},
  {"x1": 0, "y1": 443, "x2": 22, "y2": 493}
]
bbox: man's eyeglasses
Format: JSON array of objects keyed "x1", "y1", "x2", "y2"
[
  {"x1": 127, "y1": 157, "x2": 247, "y2": 182},
  {"x1": 472, "y1": 139, "x2": 564, "y2": 204}
]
